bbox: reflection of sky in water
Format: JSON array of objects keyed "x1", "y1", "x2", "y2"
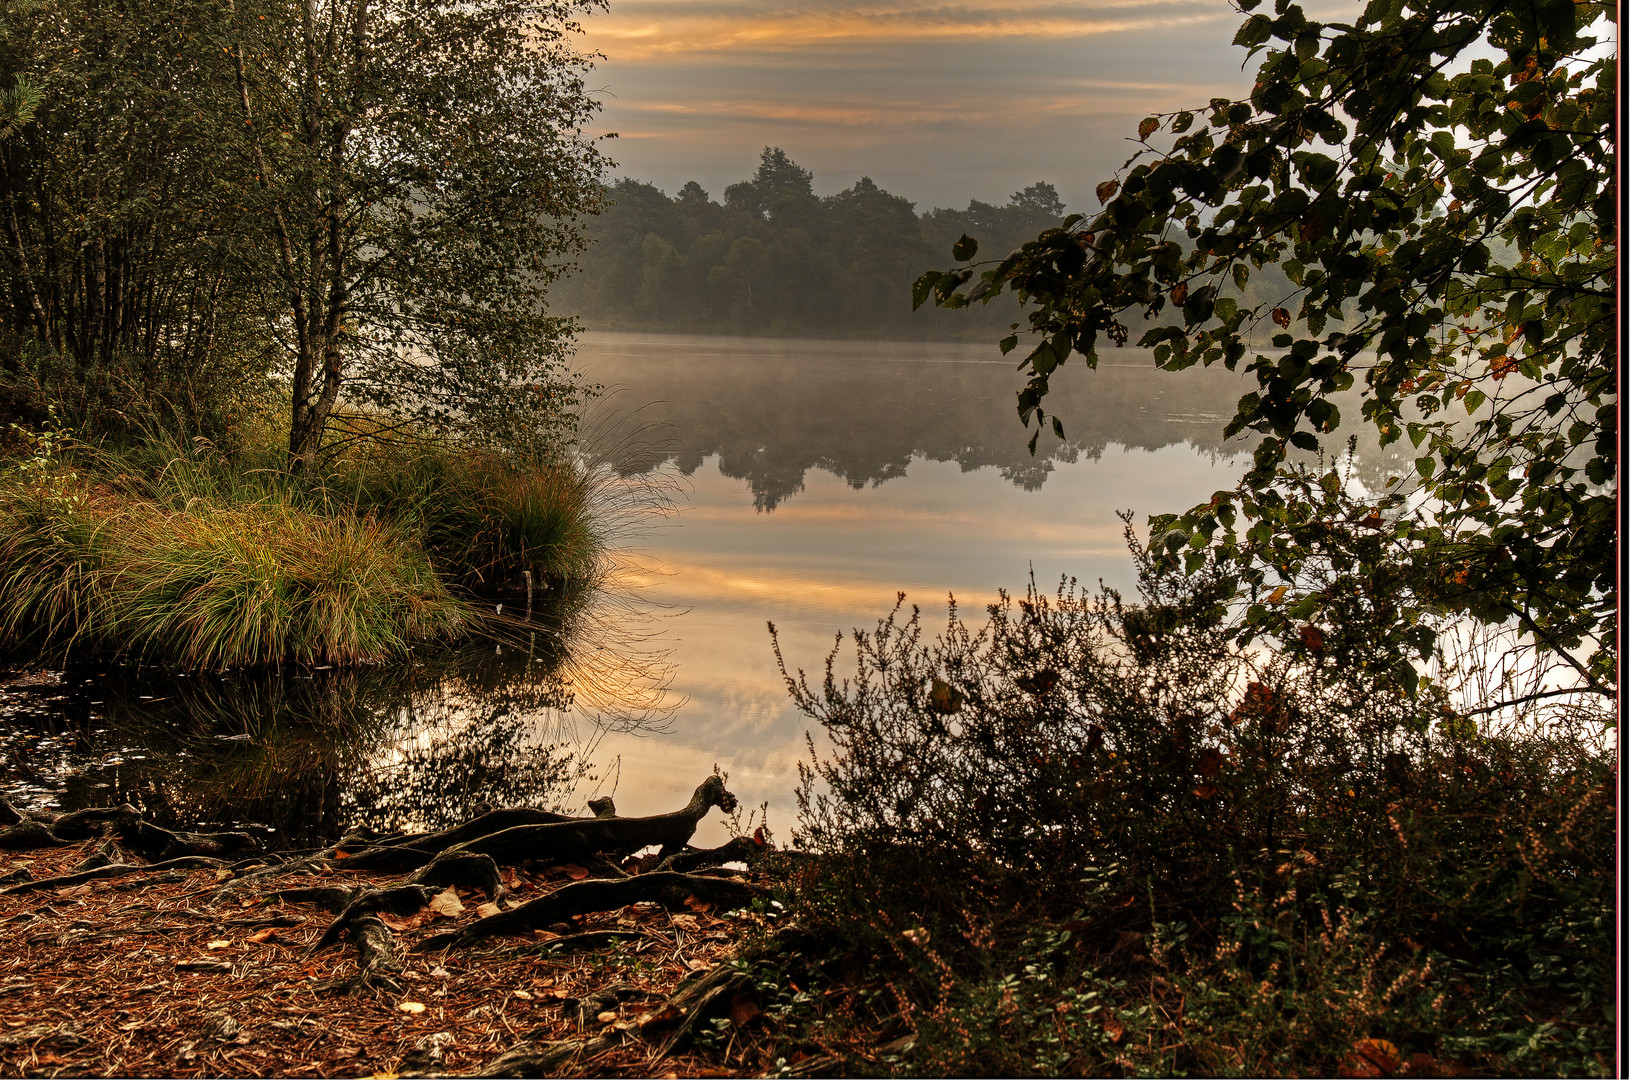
[{"x1": 588, "y1": 445, "x2": 1248, "y2": 845}]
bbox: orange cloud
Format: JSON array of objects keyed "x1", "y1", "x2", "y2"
[{"x1": 584, "y1": 1, "x2": 1231, "y2": 60}]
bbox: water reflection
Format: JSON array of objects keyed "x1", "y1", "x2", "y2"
[
  {"x1": 2, "y1": 334, "x2": 1420, "y2": 848},
  {"x1": 0, "y1": 591, "x2": 679, "y2": 847},
  {"x1": 579, "y1": 333, "x2": 1254, "y2": 509}
]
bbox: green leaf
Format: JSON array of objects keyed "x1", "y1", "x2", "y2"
[{"x1": 951, "y1": 234, "x2": 979, "y2": 262}]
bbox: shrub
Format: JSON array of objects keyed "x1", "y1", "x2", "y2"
[{"x1": 768, "y1": 522, "x2": 1615, "y2": 1076}]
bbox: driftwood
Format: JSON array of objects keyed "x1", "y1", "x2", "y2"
[{"x1": 342, "y1": 776, "x2": 738, "y2": 873}]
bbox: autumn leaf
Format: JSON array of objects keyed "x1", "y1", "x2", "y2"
[
  {"x1": 397, "y1": 1002, "x2": 426, "y2": 1015},
  {"x1": 728, "y1": 994, "x2": 761, "y2": 1027},
  {"x1": 928, "y1": 676, "x2": 964, "y2": 714},
  {"x1": 1272, "y1": 307, "x2": 1292, "y2": 328},
  {"x1": 1299, "y1": 624, "x2": 1326, "y2": 654},
  {"x1": 1137, "y1": 116, "x2": 1160, "y2": 140},
  {"x1": 1192, "y1": 783, "x2": 1218, "y2": 800},
  {"x1": 428, "y1": 889, "x2": 465, "y2": 918},
  {"x1": 1102, "y1": 1013, "x2": 1125, "y2": 1042},
  {"x1": 1170, "y1": 283, "x2": 1189, "y2": 305},
  {"x1": 1337, "y1": 1038, "x2": 1401, "y2": 1077},
  {"x1": 562, "y1": 864, "x2": 589, "y2": 880},
  {"x1": 1096, "y1": 180, "x2": 1119, "y2": 204}
]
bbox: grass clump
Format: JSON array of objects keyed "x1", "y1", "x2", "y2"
[
  {"x1": 743, "y1": 522, "x2": 1614, "y2": 1078},
  {"x1": 0, "y1": 468, "x2": 468, "y2": 667},
  {"x1": 0, "y1": 409, "x2": 608, "y2": 667}
]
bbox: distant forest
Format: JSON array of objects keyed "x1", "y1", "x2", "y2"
[
  {"x1": 556, "y1": 147, "x2": 1300, "y2": 341},
  {"x1": 554, "y1": 148, "x2": 1076, "y2": 339}
]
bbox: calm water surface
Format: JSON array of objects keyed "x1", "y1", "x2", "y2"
[{"x1": 3, "y1": 332, "x2": 1314, "y2": 847}]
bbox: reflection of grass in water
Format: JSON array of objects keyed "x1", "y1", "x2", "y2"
[
  {"x1": 67, "y1": 576, "x2": 684, "y2": 842},
  {"x1": 4, "y1": 408, "x2": 689, "y2": 841}
]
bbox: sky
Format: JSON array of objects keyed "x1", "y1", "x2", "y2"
[{"x1": 573, "y1": 0, "x2": 1271, "y2": 214}]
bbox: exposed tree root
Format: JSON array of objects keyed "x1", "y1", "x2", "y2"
[
  {"x1": 414, "y1": 871, "x2": 765, "y2": 952},
  {"x1": 328, "y1": 915, "x2": 405, "y2": 997},
  {"x1": 0, "y1": 856, "x2": 228, "y2": 895}
]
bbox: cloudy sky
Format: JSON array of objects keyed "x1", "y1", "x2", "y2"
[{"x1": 574, "y1": 0, "x2": 1266, "y2": 213}]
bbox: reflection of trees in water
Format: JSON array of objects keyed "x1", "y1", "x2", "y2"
[
  {"x1": 583, "y1": 343, "x2": 1256, "y2": 509},
  {"x1": 2, "y1": 578, "x2": 681, "y2": 847},
  {"x1": 583, "y1": 338, "x2": 1430, "y2": 510}
]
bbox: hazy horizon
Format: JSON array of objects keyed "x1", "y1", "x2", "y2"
[{"x1": 574, "y1": 0, "x2": 1357, "y2": 212}]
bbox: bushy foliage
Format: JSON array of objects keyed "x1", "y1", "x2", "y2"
[
  {"x1": 918, "y1": 0, "x2": 1617, "y2": 696},
  {"x1": 769, "y1": 530, "x2": 1614, "y2": 1075}
]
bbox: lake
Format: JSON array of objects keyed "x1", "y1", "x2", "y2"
[{"x1": 3, "y1": 332, "x2": 1387, "y2": 847}]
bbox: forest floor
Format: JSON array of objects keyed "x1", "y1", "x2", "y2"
[{"x1": 0, "y1": 834, "x2": 790, "y2": 1078}]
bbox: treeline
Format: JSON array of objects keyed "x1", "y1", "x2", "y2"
[
  {"x1": 557, "y1": 147, "x2": 1303, "y2": 341},
  {"x1": 554, "y1": 148, "x2": 1070, "y2": 339}
]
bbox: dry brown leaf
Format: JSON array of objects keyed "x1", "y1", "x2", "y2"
[
  {"x1": 397, "y1": 1002, "x2": 426, "y2": 1015},
  {"x1": 595, "y1": 1010, "x2": 618, "y2": 1024},
  {"x1": 475, "y1": 902, "x2": 502, "y2": 919},
  {"x1": 427, "y1": 889, "x2": 465, "y2": 918},
  {"x1": 562, "y1": 864, "x2": 589, "y2": 880},
  {"x1": 206, "y1": 939, "x2": 232, "y2": 950},
  {"x1": 1337, "y1": 1038, "x2": 1402, "y2": 1078},
  {"x1": 638, "y1": 1003, "x2": 684, "y2": 1027},
  {"x1": 669, "y1": 914, "x2": 699, "y2": 931},
  {"x1": 728, "y1": 994, "x2": 760, "y2": 1027},
  {"x1": 1102, "y1": 1014, "x2": 1125, "y2": 1043},
  {"x1": 248, "y1": 928, "x2": 278, "y2": 944}
]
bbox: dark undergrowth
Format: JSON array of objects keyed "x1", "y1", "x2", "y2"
[
  {"x1": 731, "y1": 528, "x2": 1615, "y2": 1077},
  {"x1": 0, "y1": 404, "x2": 606, "y2": 668}
]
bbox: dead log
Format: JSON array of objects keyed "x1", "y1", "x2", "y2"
[
  {"x1": 431, "y1": 775, "x2": 737, "y2": 868},
  {"x1": 413, "y1": 870, "x2": 763, "y2": 952},
  {"x1": 403, "y1": 850, "x2": 505, "y2": 902},
  {"x1": 646, "y1": 961, "x2": 758, "y2": 1059},
  {"x1": 0, "y1": 818, "x2": 67, "y2": 850},
  {"x1": 115, "y1": 817, "x2": 258, "y2": 862},
  {"x1": 340, "y1": 806, "x2": 578, "y2": 862},
  {"x1": 653, "y1": 835, "x2": 764, "y2": 875},
  {"x1": 339, "y1": 778, "x2": 732, "y2": 875}
]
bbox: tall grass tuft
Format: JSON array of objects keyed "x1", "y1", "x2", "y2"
[
  {"x1": 0, "y1": 403, "x2": 612, "y2": 666},
  {"x1": 0, "y1": 470, "x2": 470, "y2": 667}
]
